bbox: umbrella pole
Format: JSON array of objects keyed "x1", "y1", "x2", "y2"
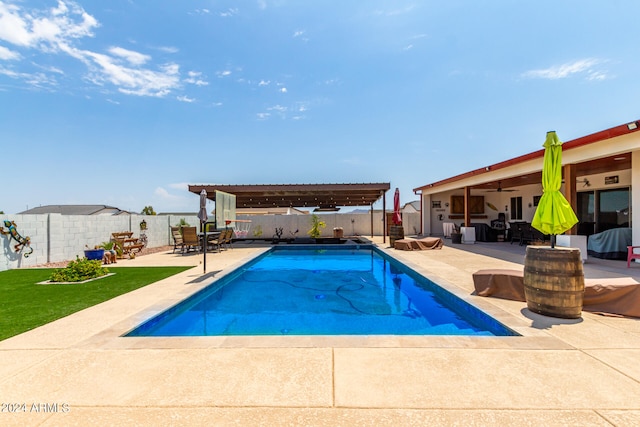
[
  {"x1": 203, "y1": 223, "x2": 207, "y2": 273},
  {"x1": 551, "y1": 234, "x2": 556, "y2": 249}
]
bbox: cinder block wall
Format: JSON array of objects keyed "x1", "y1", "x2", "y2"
[{"x1": 0, "y1": 212, "x2": 419, "y2": 271}]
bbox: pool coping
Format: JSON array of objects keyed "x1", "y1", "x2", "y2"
[{"x1": 77, "y1": 245, "x2": 566, "y2": 351}]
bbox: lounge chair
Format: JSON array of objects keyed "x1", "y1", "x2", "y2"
[
  {"x1": 394, "y1": 237, "x2": 444, "y2": 251},
  {"x1": 181, "y1": 227, "x2": 200, "y2": 254},
  {"x1": 171, "y1": 227, "x2": 183, "y2": 254},
  {"x1": 472, "y1": 268, "x2": 640, "y2": 317}
]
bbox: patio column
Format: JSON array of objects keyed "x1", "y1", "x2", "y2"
[
  {"x1": 633, "y1": 151, "x2": 640, "y2": 248},
  {"x1": 463, "y1": 186, "x2": 471, "y2": 227}
]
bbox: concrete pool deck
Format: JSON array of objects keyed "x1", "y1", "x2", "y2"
[{"x1": 1, "y1": 238, "x2": 640, "y2": 426}]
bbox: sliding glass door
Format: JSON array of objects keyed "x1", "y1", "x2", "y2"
[{"x1": 576, "y1": 188, "x2": 630, "y2": 235}]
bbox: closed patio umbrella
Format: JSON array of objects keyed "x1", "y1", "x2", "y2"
[
  {"x1": 526, "y1": 132, "x2": 583, "y2": 319},
  {"x1": 392, "y1": 188, "x2": 401, "y2": 226},
  {"x1": 531, "y1": 131, "x2": 578, "y2": 247},
  {"x1": 198, "y1": 190, "x2": 208, "y2": 272}
]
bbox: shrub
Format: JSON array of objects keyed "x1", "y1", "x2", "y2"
[{"x1": 49, "y1": 257, "x2": 110, "y2": 283}]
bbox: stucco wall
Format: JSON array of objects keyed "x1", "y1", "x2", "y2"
[{"x1": 0, "y1": 212, "x2": 419, "y2": 271}]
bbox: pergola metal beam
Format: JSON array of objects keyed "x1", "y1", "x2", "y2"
[{"x1": 188, "y1": 183, "x2": 391, "y2": 209}]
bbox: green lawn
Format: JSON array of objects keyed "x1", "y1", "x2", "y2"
[{"x1": 0, "y1": 267, "x2": 190, "y2": 341}]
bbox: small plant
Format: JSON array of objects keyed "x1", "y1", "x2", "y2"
[
  {"x1": 253, "y1": 225, "x2": 263, "y2": 237},
  {"x1": 308, "y1": 214, "x2": 326, "y2": 238},
  {"x1": 176, "y1": 218, "x2": 190, "y2": 233},
  {"x1": 49, "y1": 257, "x2": 109, "y2": 283}
]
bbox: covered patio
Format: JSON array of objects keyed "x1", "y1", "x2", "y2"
[
  {"x1": 414, "y1": 120, "x2": 640, "y2": 252},
  {"x1": 187, "y1": 182, "x2": 392, "y2": 240}
]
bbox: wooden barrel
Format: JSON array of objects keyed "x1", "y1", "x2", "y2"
[
  {"x1": 389, "y1": 225, "x2": 404, "y2": 247},
  {"x1": 524, "y1": 246, "x2": 584, "y2": 319}
]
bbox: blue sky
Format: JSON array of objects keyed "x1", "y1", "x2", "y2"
[{"x1": 1, "y1": 1, "x2": 638, "y2": 214}]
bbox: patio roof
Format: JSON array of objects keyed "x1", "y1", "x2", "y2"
[
  {"x1": 187, "y1": 183, "x2": 391, "y2": 210},
  {"x1": 414, "y1": 120, "x2": 638, "y2": 194}
]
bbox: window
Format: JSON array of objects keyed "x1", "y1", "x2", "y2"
[
  {"x1": 576, "y1": 188, "x2": 629, "y2": 234},
  {"x1": 450, "y1": 195, "x2": 484, "y2": 214},
  {"x1": 597, "y1": 188, "x2": 630, "y2": 232},
  {"x1": 510, "y1": 196, "x2": 523, "y2": 220}
]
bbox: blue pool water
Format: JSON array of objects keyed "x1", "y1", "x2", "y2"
[{"x1": 125, "y1": 246, "x2": 517, "y2": 337}]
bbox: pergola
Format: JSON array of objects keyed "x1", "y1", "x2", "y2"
[{"x1": 187, "y1": 183, "x2": 392, "y2": 238}]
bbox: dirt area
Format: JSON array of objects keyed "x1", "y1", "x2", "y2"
[{"x1": 32, "y1": 245, "x2": 173, "y2": 268}]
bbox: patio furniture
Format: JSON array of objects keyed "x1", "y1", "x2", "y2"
[
  {"x1": 628, "y1": 246, "x2": 640, "y2": 268},
  {"x1": 223, "y1": 228, "x2": 234, "y2": 249},
  {"x1": 490, "y1": 213, "x2": 506, "y2": 241},
  {"x1": 443, "y1": 222, "x2": 456, "y2": 238},
  {"x1": 170, "y1": 227, "x2": 183, "y2": 254},
  {"x1": 472, "y1": 269, "x2": 640, "y2": 318},
  {"x1": 111, "y1": 231, "x2": 144, "y2": 258},
  {"x1": 508, "y1": 222, "x2": 526, "y2": 245},
  {"x1": 180, "y1": 227, "x2": 200, "y2": 254},
  {"x1": 587, "y1": 228, "x2": 632, "y2": 260},
  {"x1": 206, "y1": 230, "x2": 226, "y2": 253},
  {"x1": 394, "y1": 237, "x2": 444, "y2": 251}
]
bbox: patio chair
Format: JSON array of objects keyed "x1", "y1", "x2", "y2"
[
  {"x1": 206, "y1": 230, "x2": 226, "y2": 253},
  {"x1": 181, "y1": 226, "x2": 200, "y2": 254},
  {"x1": 223, "y1": 228, "x2": 233, "y2": 249},
  {"x1": 628, "y1": 246, "x2": 640, "y2": 268},
  {"x1": 171, "y1": 226, "x2": 183, "y2": 254}
]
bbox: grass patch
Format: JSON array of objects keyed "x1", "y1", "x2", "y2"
[{"x1": 0, "y1": 266, "x2": 190, "y2": 341}]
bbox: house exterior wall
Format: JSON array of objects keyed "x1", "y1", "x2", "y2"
[{"x1": 417, "y1": 129, "x2": 638, "y2": 242}]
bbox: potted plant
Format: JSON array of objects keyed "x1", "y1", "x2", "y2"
[
  {"x1": 84, "y1": 245, "x2": 105, "y2": 261},
  {"x1": 308, "y1": 214, "x2": 326, "y2": 239}
]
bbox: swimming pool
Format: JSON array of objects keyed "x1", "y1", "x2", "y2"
[{"x1": 125, "y1": 246, "x2": 517, "y2": 337}]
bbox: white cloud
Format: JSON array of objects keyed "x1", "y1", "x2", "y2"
[
  {"x1": 108, "y1": 46, "x2": 150, "y2": 66},
  {"x1": 0, "y1": 2, "x2": 188, "y2": 98},
  {"x1": 268, "y1": 104, "x2": 287, "y2": 112},
  {"x1": 521, "y1": 58, "x2": 606, "y2": 80},
  {"x1": 279, "y1": 87, "x2": 287, "y2": 93},
  {"x1": 219, "y1": 8, "x2": 238, "y2": 17},
  {"x1": 0, "y1": 0, "x2": 98, "y2": 49},
  {"x1": 157, "y1": 46, "x2": 179, "y2": 54},
  {"x1": 168, "y1": 183, "x2": 189, "y2": 190},
  {"x1": 0, "y1": 66, "x2": 58, "y2": 88},
  {"x1": 185, "y1": 70, "x2": 208, "y2": 86},
  {"x1": 177, "y1": 95, "x2": 194, "y2": 102},
  {"x1": 256, "y1": 112, "x2": 270, "y2": 120},
  {"x1": 293, "y1": 30, "x2": 305, "y2": 38},
  {"x1": 0, "y1": 45, "x2": 20, "y2": 60},
  {"x1": 217, "y1": 70, "x2": 232, "y2": 77},
  {"x1": 258, "y1": 79, "x2": 270, "y2": 86},
  {"x1": 81, "y1": 49, "x2": 181, "y2": 97}
]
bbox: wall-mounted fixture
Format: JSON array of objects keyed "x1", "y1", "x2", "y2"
[
  {"x1": 627, "y1": 121, "x2": 639, "y2": 130},
  {"x1": 485, "y1": 166, "x2": 490, "y2": 171},
  {"x1": 576, "y1": 178, "x2": 591, "y2": 187}
]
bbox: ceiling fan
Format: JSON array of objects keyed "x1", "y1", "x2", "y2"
[{"x1": 484, "y1": 181, "x2": 517, "y2": 192}]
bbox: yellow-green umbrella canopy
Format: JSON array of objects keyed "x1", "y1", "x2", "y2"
[{"x1": 531, "y1": 131, "x2": 578, "y2": 237}]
